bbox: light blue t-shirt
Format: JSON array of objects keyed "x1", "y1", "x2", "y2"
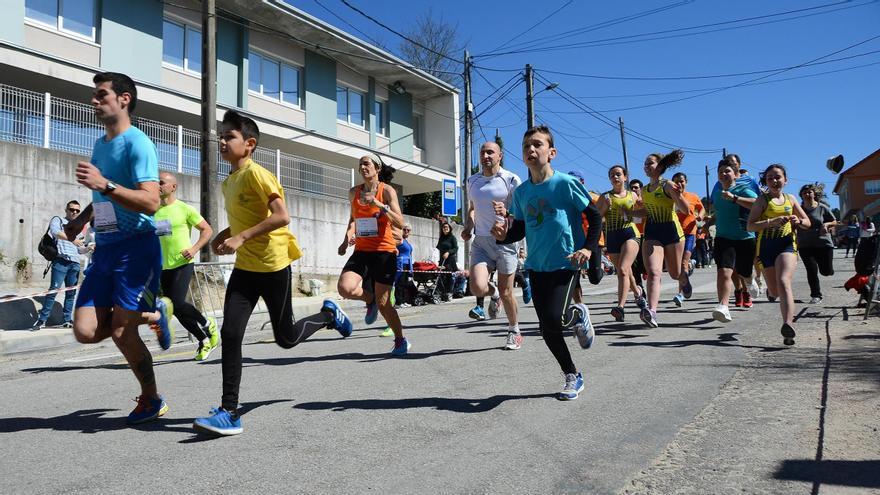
[
  {"x1": 711, "y1": 182, "x2": 758, "y2": 240},
  {"x1": 711, "y1": 174, "x2": 761, "y2": 198},
  {"x1": 90, "y1": 126, "x2": 159, "y2": 245},
  {"x1": 511, "y1": 171, "x2": 590, "y2": 272}
]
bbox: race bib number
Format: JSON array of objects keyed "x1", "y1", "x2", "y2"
[
  {"x1": 93, "y1": 202, "x2": 119, "y2": 233},
  {"x1": 155, "y1": 220, "x2": 172, "y2": 236},
  {"x1": 355, "y1": 217, "x2": 379, "y2": 237}
]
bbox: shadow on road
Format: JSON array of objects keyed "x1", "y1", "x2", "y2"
[
  {"x1": 774, "y1": 459, "x2": 880, "y2": 489},
  {"x1": 0, "y1": 408, "x2": 193, "y2": 434},
  {"x1": 293, "y1": 393, "x2": 554, "y2": 413},
  {"x1": 608, "y1": 332, "x2": 786, "y2": 352}
]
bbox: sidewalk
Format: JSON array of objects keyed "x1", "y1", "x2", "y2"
[{"x1": 0, "y1": 292, "x2": 370, "y2": 356}]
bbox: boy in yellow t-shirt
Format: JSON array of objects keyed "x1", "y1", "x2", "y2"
[
  {"x1": 193, "y1": 110, "x2": 353, "y2": 437},
  {"x1": 155, "y1": 171, "x2": 218, "y2": 361}
]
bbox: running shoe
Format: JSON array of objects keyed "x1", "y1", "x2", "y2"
[
  {"x1": 31, "y1": 320, "x2": 45, "y2": 331},
  {"x1": 127, "y1": 395, "x2": 168, "y2": 425},
  {"x1": 742, "y1": 291, "x2": 753, "y2": 309},
  {"x1": 557, "y1": 372, "x2": 585, "y2": 401},
  {"x1": 322, "y1": 299, "x2": 353, "y2": 337},
  {"x1": 809, "y1": 296, "x2": 823, "y2": 305},
  {"x1": 634, "y1": 287, "x2": 648, "y2": 310},
  {"x1": 193, "y1": 407, "x2": 242, "y2": 436},
  {"x1": 572, "y1": 304, "x2": 595, "y2": 349},
  {"x1": 62, "y1": 321, "x2": 73, "y2": 329},
  {"x1": 194, "y1": 340, "x2": 217, "y2": 362},
  {"x1": 781, "y1": 323, "x2": 796, "y2": 346},
  {"x1": 205, "y1": 317, "x2": 220, "y2": 348},
  {"x1": 748, "y1": 279, "x2": 760, "y2": 299},
  {"x1": 681, "y1": 277, "x2": 693, "y2": 299},
  {"x1": 468, "y1": 306, "x2": 486, "y2": 321},
  {"x1": 672, "y1": 293, "x2": 684, "y2": 307},
  {"x1": 712, "y1": 304, "x2": 732, "y2": 323},
  {"x1": 688, "y1": 259, "x2": 696, "y2": 276},
  {"x1": 488, "y1": 282, "x2": 500, "y2": 319},
  {"x1": 640, "y1": 308, "x2": 659, "y2": 328},
  {"x1": 767, "y1": 292, "x2": 777, "y2": 303},
  {"x1": 504, "y1": 331, "x2": 523, "y2": 350},
  {"x1": 364, "y1": 298, "x2": 379, "y2": 325},
  {"x1": 152, "y1": 297, "x2": 175, "y2": 350},
  {"x1": 379, "y1": 326, "x2": 394, "y2": 337},
  {"x1": 391, "y1": 337, "x2": 411, "y2": 356},
  {"x1": 611, "y1": 306, "x2": 625, "y2": 322},
  {"x1": 734, "y1": 290, "x2": 744, "y2": 308},
  {"x1": 522, "y1": 284, "x2": 532, "y2": 305}
]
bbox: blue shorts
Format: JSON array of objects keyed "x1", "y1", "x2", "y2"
[
  {"x1": 758, "y1": 236, "x2": 795, "y2": 269},
  {"x1": 644, "y1": 222, "x2": 683, "y2": 247},
  {"x1": 605, "y1": 228, "x2": 638, "y2": 254},
  {"x1": 683, "y1": 234, "x2": 696, "y2": 254},
  {"x1": 76, "y1": 232, "x2": 162, "y2": 312}
]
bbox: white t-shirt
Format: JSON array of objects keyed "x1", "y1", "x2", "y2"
[{"x1": 467, "y1": 168, "x2": 522, "y2": 236}]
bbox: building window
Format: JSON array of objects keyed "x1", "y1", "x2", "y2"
[
  {"x1": 162, "y1": 19, "x2": 202, "y2": 73},
  {"x1": 249, "y1": 51, "x2": 300, "y2": 106},
  {"x1": 374, "y1": 99, "x2": 388, "y2": 137},
  {"x1": 26, "y1": 0, "x2": 96, "y2": 40},
  {"x1": 412, "y1": 113, "x2": 423, "y2": 148},
  {"x1": 336, "y1": 86, "x2": 365, "y2": 128},
  {"x1": 866, "y1": 179, "x2": 880, "y2": 195}
]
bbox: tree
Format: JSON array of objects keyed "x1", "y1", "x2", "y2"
[{"x1": 398, "y1": 9, "x2": 465, "y2": 219}]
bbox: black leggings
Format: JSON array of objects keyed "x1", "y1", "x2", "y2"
[
  {"x1": 529, "y1": 270, "x2": 582, "y2": 375},
  {"x1": 221, "y1": 266, "x2": 332, "y2": 411},
  {"x1": 160, "y1": 263, "x2": 208, "y2": 341},
  {"x1": 799, "y1": 246, "x2": 834, "y2": 298}
]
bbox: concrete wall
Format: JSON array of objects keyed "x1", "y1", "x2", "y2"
[{"x1": 0, "y1": 141, "x2": 460, "y2": 293}]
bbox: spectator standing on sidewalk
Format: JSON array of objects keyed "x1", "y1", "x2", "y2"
[{"x1": 33, "y1": 200, "x2": 86, "y2": 330}]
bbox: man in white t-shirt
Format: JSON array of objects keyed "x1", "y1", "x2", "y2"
[{"x1": 462, "y1": 141, "x2": 523, "y2": 350}]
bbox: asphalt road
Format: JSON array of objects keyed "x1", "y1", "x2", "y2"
[{"x1": 0, "y1": 255, "x2": 874, "y2": 494}]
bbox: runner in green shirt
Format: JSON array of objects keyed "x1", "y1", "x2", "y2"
[{"x1": 156, "y1": 171, "x2": 219, "y2": 360}]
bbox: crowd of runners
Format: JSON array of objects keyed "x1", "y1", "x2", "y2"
[{"x1": 60, "y1": 71, "x2": 837, "y2": 437}]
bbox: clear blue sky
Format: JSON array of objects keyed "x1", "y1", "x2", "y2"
[{"x1": 295, "y1": 0, "x2": 879, "y2": 207}]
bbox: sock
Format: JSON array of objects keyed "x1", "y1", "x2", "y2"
[{"x1": 508, "y1": 324, "x2": 520, "y2": 334}]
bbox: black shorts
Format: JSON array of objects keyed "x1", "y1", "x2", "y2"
[
  {"x1": 606, "y1": 228, "x2": 638, "y2": 254},
  {"x1": 758, "y1": 236, "x2": 796, "y2": 269},
  {"x1": 644, "y1": 222, "x2": 683, "y2": 246},
  {"x1": 713, "y1": 237, "x2": 757, "y2": 277},
  {"x1": 342, "y1": 250, "x2": 398, "y2": 286}
]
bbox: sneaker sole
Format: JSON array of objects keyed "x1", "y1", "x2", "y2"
[
  {"x1": 712, "y1": 310, "x2": 732, "y2": 323},
  {"x1": 127, "y1": 403, "x2": 168, "y2": 425},
  {"x1": 193, "y1": 421, "x2": 243, "y2": 436}
]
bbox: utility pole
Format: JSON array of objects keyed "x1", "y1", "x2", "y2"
[
  {"x1": 705, "y1": 164, "x2": 710, "y2": 203},
  {"x1": 525, "y1": 64, "x2": 534, "y2": 129},
  {"x1": 200, "y1": 0, "x2": 218, "y2": 261},
  {"x1": 462, "y1": 50, "x2": 473, "y2": 268},
  {"x1": 618, "y1": 117, "x2": 629, "y2": 177}
]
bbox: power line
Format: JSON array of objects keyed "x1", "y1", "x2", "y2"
[
  {"x1": 538, "y1": 48, "x2": 880, "y2": 81},
  {"x1": 485, "y1": 0, "x2": 574, "y2": 54},
  {"x1": 476, "y1": 0, "x2": 693, "y2": 57},
  {"x1": 475, "y1": 0, "x2": 876, "y2": 58},
  {"x1": 338, "y1": 0, "x2": 462, "y2": 66},
  {"x1": 313, "y1": 0, "x2": 386, "y2": 48}
]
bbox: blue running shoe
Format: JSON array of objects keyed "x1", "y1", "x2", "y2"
[
  {"x1": 681, "y1": 277, "x2": 693, "y2": 300},
  {"x1": 364, "y1": 298, "x2": 379, "y2": 325},
  {"x1": 127, "y1": 395, "x2": 168, "y2": 424},
  {"x1": 391, "y1": 337, "x2": 411, "y2": 356},
  {"x1": 672, "y1": 293, "x2": 684, "y2": 307},
  {"x1": 322, "y1": 299, "x2": 352, "y2": 337},
  {"x1": 522, "y1": 284, "x2": 532, "y2": 304},
  {"x1": 468, "y1": 306, "x2": 486, "y2": 321},
  {"x1": 153, "y1": 297, "x2": 175, "y2": 350},
  {"x1": 193, "y1": 407, "x2": 242, "y2": 436},
  {"x1": 557, "y1": 372, "x2": 585, "y2": 401}
]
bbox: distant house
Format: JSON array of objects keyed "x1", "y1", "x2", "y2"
[{"x1": 833, "y1": 149, "x2": 880, "y2": 221}]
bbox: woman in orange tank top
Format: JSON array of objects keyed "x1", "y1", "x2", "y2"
[{"x1": 337, "y1": 155, "x2": 411, "y2": 356}]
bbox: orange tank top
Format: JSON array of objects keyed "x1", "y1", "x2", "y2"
[{"x1": 353, "y1": 182, "x2": 397, "y2": 253}]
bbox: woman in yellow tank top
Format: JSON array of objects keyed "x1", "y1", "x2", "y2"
[
  {"x1": 640, "y1": 150, "x2": 692, "y2": 328},
  {"x1": 747, "y1": 164, "x2": 811, "y2": 346},
  {"x1": 596, "y1": 165, "x2": 647, "y2": 322}
]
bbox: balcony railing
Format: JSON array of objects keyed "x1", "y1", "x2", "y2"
[{"x1": 0, "y1": 83, "x2": 352, "y2": 199}]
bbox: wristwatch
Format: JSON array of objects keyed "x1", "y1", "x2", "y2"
[{"x1": 102, "y1": 181, "x2": 118, "y2": 195}]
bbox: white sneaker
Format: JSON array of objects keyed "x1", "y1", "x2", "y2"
[
  {"x1": 748, "y1": 280, "x2": 759, "y2": 299},
  {"x1": 809, "y1": 296, "x2": 823, "y2": 305},
  {"x1": 504, "y1": 331, "x2": 523, "y2": 350},
  {"x1": 712, "y1": 304, "x2": 732, "y2": 323},
  {"x1": 487, "y1": 282, "x2": 500, "y2": 319},
  {"x1": 572, "y1": 304, "x2": 595, "y2": 349}
]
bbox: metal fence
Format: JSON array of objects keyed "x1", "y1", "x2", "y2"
[
  {"x1": 191, "y1": 262, "x2": 273, "y2": 330},
  {"x1": 0, "y1": 83, "x2": 351, "y2": 199}
]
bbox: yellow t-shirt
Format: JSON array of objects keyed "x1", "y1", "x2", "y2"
[{"x1": 222, "y1": 159, "x2": 302, "y2": 272}]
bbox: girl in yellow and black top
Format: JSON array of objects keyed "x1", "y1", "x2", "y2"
[
  {"x1": 640, "y1": 149, "x2": 692, "y2": 328},
  {"x1": 596, "y1": 165, "x2": 648, "y2": 322},
  {"x1": 747, "y1": 164, "x2": 811, "y2": 346}
]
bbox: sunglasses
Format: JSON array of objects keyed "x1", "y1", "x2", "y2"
[{"x1": 68, "y1": 208, "x2": 80, "y2": 213}]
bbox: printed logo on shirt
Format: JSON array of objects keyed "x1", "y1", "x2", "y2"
[{"x1": 525, "y1": 198, "x2": 554, "y2": 228}]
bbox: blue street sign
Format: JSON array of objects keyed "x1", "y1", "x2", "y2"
[{"x1": 442, "y1": 178, "x2": 458, "y2": 217}]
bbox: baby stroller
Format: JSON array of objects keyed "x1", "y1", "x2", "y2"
[{"x1": 411, "y1": 261, "x2": 453, "y2": 305}]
